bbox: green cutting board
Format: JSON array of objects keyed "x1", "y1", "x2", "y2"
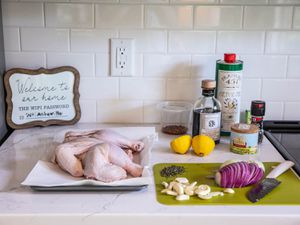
[{"x1": 153, "y1": 162, "x2": 300, "y2": 205}]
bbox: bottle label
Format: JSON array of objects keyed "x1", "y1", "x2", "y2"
[
  {"x1": 199, "y1": 112, "x2": 221, "y2": 141},
  {"x1": 217, "y1": 70, "x2": 242, "y2": 132}
]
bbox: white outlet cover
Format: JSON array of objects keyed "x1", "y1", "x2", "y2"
[{"x1": 110, "y1": 38, "x2": 135, "y2": 76}]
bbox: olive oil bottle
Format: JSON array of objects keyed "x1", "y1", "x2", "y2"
[
  {"x1": 192, "y1": 80, "x2": 221, "y2": 144},
  {"x1": 215, "y1": 53, "x2": 243, "y2": 136}
]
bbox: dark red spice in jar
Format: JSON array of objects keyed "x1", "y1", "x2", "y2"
[{"x1": 161, "y1": 125, "x2": 188, "y2": 135}]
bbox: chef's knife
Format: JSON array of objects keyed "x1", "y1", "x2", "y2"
[{"x1": 247, "y1": 161, "x2": 295, "y2": 203}]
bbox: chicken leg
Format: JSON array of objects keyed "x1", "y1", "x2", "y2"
[
  {"x1": 83, "y1": 144, "x2": 127, "y2": 182},
  {"x1": 107, "y1": 143, "x2": 143, "y2": 177}
]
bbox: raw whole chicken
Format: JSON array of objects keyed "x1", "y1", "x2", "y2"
[{"x1": 53, "y1": 129, "x2": 145, "y2": 183}]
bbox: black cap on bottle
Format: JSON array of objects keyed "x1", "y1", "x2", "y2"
[{"x1": 251, "y1": 100, "x2": 266, "y2": 117}]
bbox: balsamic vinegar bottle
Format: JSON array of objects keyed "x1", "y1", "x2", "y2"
[{"x1": 192, "y1": 80, "x2": 222, "y2": 144}]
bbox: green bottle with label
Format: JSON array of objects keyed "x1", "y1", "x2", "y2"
[{"x1": 215, "y1": 53, "x2": 243, "y2": 136}]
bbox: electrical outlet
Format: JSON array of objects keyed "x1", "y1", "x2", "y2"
[{"x1": 110, "y1": 39, "x2": 134, "y2": 76}]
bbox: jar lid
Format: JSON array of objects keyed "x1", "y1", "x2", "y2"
[
  {"x1": 224, "y1": 53, "x2": 236, "y2": 63},
  {"x1": 251, "y1": 100, "x2": 266, "y2": 116},
  {"x1": 201, "y1": 79, "x2": 216, "y2": 89},
  {"x1": 231, "y1": 123, "x2": 258, "y2": 134}
]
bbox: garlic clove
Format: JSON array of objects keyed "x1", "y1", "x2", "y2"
[
  {"x1": 166, "y1": 190, "x2": 178, "y2": 196},
  {"x1": 161, "y1": 181, "x2": 168, "y2": 189},
  {"x1": 176, "y1": 194, "x2": 190, "y2": 201},
  {"x1": 175, "y1": 177, "x2": 189, "y2": 184},
  {"x1": 195, "y1": 184, "x2": 211, "y2": 195},
  {"x1": 223, "y1": 188, "x2": 235, "y2": 194},
  {"x1": 198, "y1": 194, "x2": 212, "y2": 200},
  {"x1": 167, "y1": 181, "x2": 177, "y2": 190},
  {"x1": 173, "y1": 182, "x2": 184, "y2": 195}
]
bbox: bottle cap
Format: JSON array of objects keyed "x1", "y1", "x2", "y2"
[
  {"x1": 251, "y1": 100, "x2": 266, "y2": 117},
  {"x1": 201, "y1": 80, "x2": 216, "y2": 89},
  {"x1": 224, "y1": 53, "x2": 236, "y2": 63}
]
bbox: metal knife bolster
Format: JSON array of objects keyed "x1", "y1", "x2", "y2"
[{"x1": 247, "y1": 178, "x2": 281, "y2": 203}]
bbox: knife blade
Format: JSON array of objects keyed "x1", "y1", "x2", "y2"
[{"x1": 247, "y1": 161, "x2": 295, "y2": 203}]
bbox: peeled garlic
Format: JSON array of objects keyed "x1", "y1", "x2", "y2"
[
  {"x1": 173, "y1": 182, "x2": 184, "y2": 195},
  {"x1": 189, "y1": 181, "x2": 197, "y2": 188},
  {"x1": 184, "y1": 186, "x2": 194, "y2": 196},
  {"x1": 209, "y1": 192, "x2": 224, "y2": 197},
  {"x1": 198, "y1": 194, "x2": 212, "y2": 200},
  {"x1": 175, "y1": 177, "x2": 189, "y2": 184},
  {"x1": 168, "y1": 181, "x2": 177, "y2": 190},
  {"x1": 161, "y1": 181, "x2": 168, "y2": 189},
  {"x1": 223, "y1": 188, "x2": 235, "y2": 194},
  {"x1": 195, "y1": 184, "x2": 211, "y2": 196},
  {"x1": 176, "y1": 194, "x2": 190, "y2": 201},
  {"x1": 161, "y1": 189, "x2": 168, "y2": 193},
  {"x1": 166, "y1": 190, "x2": 178, "y2": 196}
]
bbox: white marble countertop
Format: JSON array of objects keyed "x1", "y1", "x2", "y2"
[{"x1": 0, "y1": 123, "x2": 299, "y2": 225}]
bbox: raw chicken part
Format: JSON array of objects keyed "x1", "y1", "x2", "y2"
[
  {"x1": 64, "y1": 129, "x2": 144, "y2": 152},
  {"x1": 83, "y1": 144, "x2": 127, "y2": 182},
  {"x1": 107, "y1": 143, "x2": 143, "y2": 177},
  {"x1": 54, "y1": 130, "x2": 144, "y2": 181},
  {"x1": 54, "y1": 137, "x2": 102, "y2": 177}
]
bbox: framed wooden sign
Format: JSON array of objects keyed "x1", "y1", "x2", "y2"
[{"x1": 4, "y1": 66, "x2": 81, "y2": 129}]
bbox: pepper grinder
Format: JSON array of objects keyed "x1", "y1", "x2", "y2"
[{"x1": 251, "y1": 100, "x2": 266, "y2": 144}]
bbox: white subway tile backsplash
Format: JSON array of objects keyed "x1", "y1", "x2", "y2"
[
  {"x1": 2, "y1": 2, "x2": 44, "y2": 27},
  {"x1": 2, "y1": 1, "x2": 300, "y2": 122},
  {"x1": 47, "y1": 53, "x2": 95, "y2": 77},
  {"x1": 120, "y1": 78, "x2": 166, "y2": 100},
  {"x1": 143, "y1": 100, "x2": 161, "y2": 123},
  {"x1": 169, "y1": 31, "x2": 216, "y2": 53},
  {"x1": 21, "y1": 28, "x2": 69, "y2": 52},
  {"x1": 95, "y1": 53, "x2": 109, "y2": 76},
  {"x1": 244, "y1": 6, "x2": 292, "y2": 30},
  {"x1": 284, "y1": 102, "x2": 300, "y2": 120},
  {"x1": 241, "y1": 55, "x2": 287, "y2": 78},
  {"x1": 96, "y1": 100, "x2": 143, "y2": 123},
  {"x1": 166, "y1": 78, "x2": 201, "y2": 101},
  {"x1": 120, "y1": 30, "x2": 167, "y2": 53},
  {"x1": 220, "y1": 0, "x2": 268, "y2": 4},
  {"x1": 262, "y1": 79, "x2": 300, "y2": 101},
  {"x1": 266, "y1": 32, "x2": 300, "y2": 54},
  {"x1": 79, "y1": 100, "x2": 97, "y2": 123},
  {"x1": 264, "y1": 102, "x2": 284, "y2": 120},
  {"x1": 5, "y1": 52, "x2": 46, "y2": 70},
  {"x1": 71, "y1": 29, "x2": 117, "y2": 52},
  {"x1": 191, "y1": 55, "x2": 220, "y2": 77},
  {"x1": 45, "y1": 3, "x2": 94, "y2": 28},
  {"x1": 96, "y1": 5, "x2": 142, "y2": 29},
  {"x1": 287, "y1": 56, "x2": 300, "y2": 78},
  {"x1": 293, "y1": 7, "x2": 300, "y2": 29},
  {"x1": 171, "y1": 0, "x2": 217, "y2": 3},
  {"x1": 143, "y1": 54, "x2": 191, "y2": 77},
  {"x1": 3, "y1": 28, "x2": 20, "y2": 51},
  {"x1": 241, "y1": 78, "x2": 261, "y2": 101},
  {"x1": 121, "y1": 0, "x2": 168, "y2": 3},
  {"x1": 195, "y1": 6, "x2": 242, "y2": 30},
  {"x1": 269, "y1": 0, "x2": 300, "y2": 4},
  {"x1": 80, "y1": 78, "x2": 119, "y2": 99},
  {"x1": 145, "y1": 5, "x2": 193, "y2": 29},
  {"x1": 217, "y1": 31, "x2": 265, "y2": 54}
]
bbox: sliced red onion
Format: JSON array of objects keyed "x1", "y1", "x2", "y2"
[{"x1": 216, "y1": 161, "x2": 265, "y2": 188}]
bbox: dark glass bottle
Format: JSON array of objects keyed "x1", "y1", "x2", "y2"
[{"x1": 192, "y1": 80, "x2": 222, "y2": 144}]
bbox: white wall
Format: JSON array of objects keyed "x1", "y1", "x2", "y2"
[{"x1": 2, "y1": 0, "x2": 300, "y2": 123}]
